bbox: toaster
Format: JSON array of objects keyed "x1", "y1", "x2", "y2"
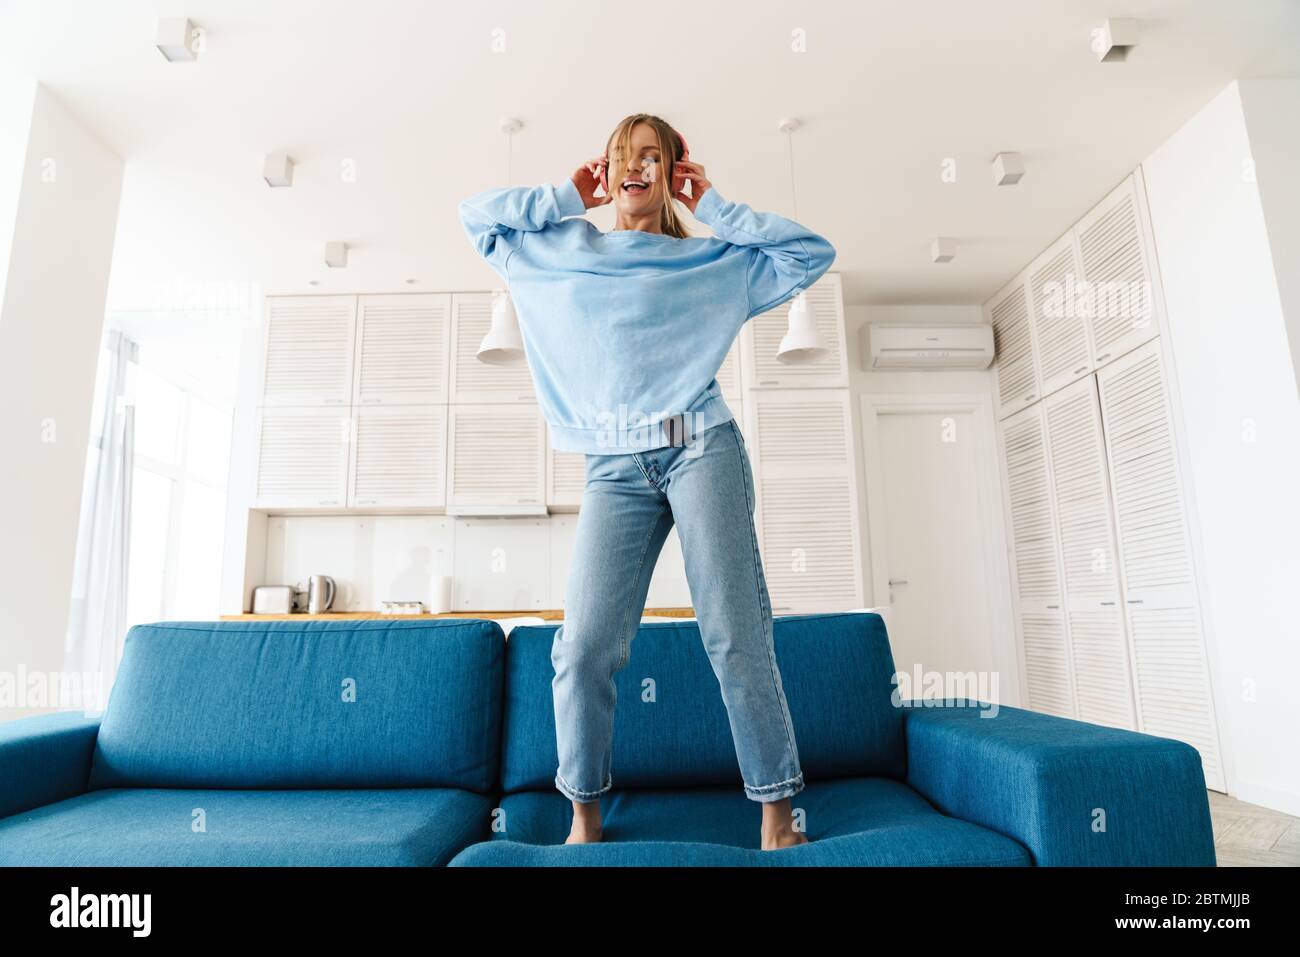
[{"x1": 251, "y1": 585, "x2": 295, "y2": 614}]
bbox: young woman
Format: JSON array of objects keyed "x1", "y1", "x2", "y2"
[{"x1": 459, "y1": 113, "x2": 835, "y2": 850}]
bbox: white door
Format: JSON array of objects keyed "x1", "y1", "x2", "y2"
[{"x1": 872, "y1": 407, "x2": 1000, "y2": 678}]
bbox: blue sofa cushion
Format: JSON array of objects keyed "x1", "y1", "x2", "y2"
[
  {"x1": 87, "y1": 619, "x2": 503, "y2": 791},
  {"x1": 450, "y1": 777, "x2": 1030, "y2": 866},
  {"x1": 501, "y1": 612, "x2": 905, "y2": 793},
  {"x1": 0, "y1": 787, "x2": 494, "y2": 866}
]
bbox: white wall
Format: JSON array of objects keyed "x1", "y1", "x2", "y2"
[
  {"x1": 0, "y1": 83, "x2": 124, "y2": 719},
  {"x1": 1237, "y1": 78, "x2": 1300, "y2": 395},
  {"x1": 0, "y1": 62, "x2": 36, "y2": 316},
  {"x1": 1141, "y1": 80, "x2": 1300, "y2": 816}
]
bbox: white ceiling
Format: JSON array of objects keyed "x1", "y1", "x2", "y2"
[{"x1": 3, "y1": 0, "x2": 1299, "y2": 312}]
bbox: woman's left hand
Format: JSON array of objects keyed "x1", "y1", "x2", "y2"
[{"x1": 673, "y1": 160, "x2": 711, "y2": 213}]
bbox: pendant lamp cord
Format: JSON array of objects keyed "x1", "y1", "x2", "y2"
[{"x1": 785, "y1": 130, "x2": 798, "y2": 222}]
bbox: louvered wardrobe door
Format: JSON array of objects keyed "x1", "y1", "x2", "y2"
[
  {"x1": 1096, "y1": 340, "x2": 1224, "y2": 790},
  {"x1": 743, "y1": 389, "x2": 863, "y2": 613},
  {"x1": 1042, "y1": 378, "x2": 1136, "y2": 731},
  {"x1": 987, "y1": 273, "x2": 1041, "y2": 419},
  {"x1": 740, "y1": 272, "x2": 848, "y2": 389},
  {"x1": 449, "y1": 293, "x2": 537, "y2": 403},
  {"x1": 546, "y1": 423, "x2": 587, "y2": 510},
  {"x1": 262, "y1": 296, "x2": 356, "y2": 406},
  {"x1": 1029, "y1": 234, "x2": 1094, "y2": 398},
  {"x1": 446, "y1": 404, "x2": 545, "y2": 510},
  {"x1": 254, "y1": 407, "x2": 351, "y2": 508},
  {"x1": 349, "y1": 405, "x2": 447, "y2": 507},
  {"x1": 999, "y1": 403, "x2": 1074, "y2": 717},
  {"x1": 1075, "y1": 175, "x2": 1160, "y2": 368},
  {"x1": 353, "y1": 294, "x2": 451, "y2": 405}
]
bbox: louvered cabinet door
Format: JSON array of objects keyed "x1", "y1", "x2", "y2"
[
  {"x1": 986, "y1": 273, "x2": 1042, "y2": 419},
  {"x1": 348, "y1": 405, "x2": 447, "y2": 507},
  {"x1": 1042, "y1": 378, "x2": 1136, "y2": 730},
  {"x1": 999, "y1": 403, "x2": 1075, "y2": 717},
  {"x1": 253, "y1": 407, "x2": 351, "y2": 508},
  {"x1": 446, "y1": 404, "x2": 545, "y2": 509},
  {"x1": 743, "y1": 389, "x2": 863, "y2": 614},
  {"x1": 353, "y1": 294, "x2": 451, "y2": 405},
  {"x1": 449, "y1": 293, "x2": 537, "y2": 403},
  {"x1": 740, "y1": 272, "x2": 848, "y2": 389},
  {"x1": 262, "y1": 296, "x2": 357, "y2": 406},
  {"x1": 1028, "y1": 234, "x2": 1094, "y2": 399},
  {"x1": 1075, "y1": 175, "x2": 1160, "y2": 369},
  {"x1": 1096, "y1": 341, "x2": 1224, "y2": 790},
  {"x1": 546, "y1": 423, "x2": 587, "y2": 510}
]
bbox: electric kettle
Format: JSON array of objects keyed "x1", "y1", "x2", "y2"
[{"x1": 306, "y1": 575, "x2": 336, "y2": 614}]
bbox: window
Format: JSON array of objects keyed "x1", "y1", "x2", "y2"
[{"x1": 125, "y1": 350, "x2": 233, "y2": 624}]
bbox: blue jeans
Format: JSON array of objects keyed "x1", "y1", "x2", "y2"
[{"x1": 551, "y1": 416, "x2": 805, "y2": 804}]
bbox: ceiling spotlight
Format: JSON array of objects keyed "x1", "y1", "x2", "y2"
[
  {"x1": 263, "y1": 152, "x2": 294, "y2": 187},
  {"x1": 1093, "y1": 18, "x2": 1138, "y2": 62},
  {"x1": 992, "y1": 152, "x2": 1024, "y2": 186},
  {"x1": 325, "y1": 242, "x2": 348, "y2": 269},
  {"x1": 156, "y1": 18, "x2": 200, "y2": 62},
  {"x1": 931, "y1": 238, "x2": 956, "y2": 263}
]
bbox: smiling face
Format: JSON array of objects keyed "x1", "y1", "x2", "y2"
[{"x1": 609, "y1": 121, "x2": 666, "y2": 216}]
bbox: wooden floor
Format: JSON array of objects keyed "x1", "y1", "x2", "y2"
[{"x1": 1210, "y1": 790, "x2": 1300, "y2": 866}]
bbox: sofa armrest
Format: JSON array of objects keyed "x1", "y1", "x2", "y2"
[
  {"x1": 0, "y1": 712, "x2": 101, "y2": 819},
  {"x1": 901, "y1": 700, "x2": 1216, "y2": 866}
]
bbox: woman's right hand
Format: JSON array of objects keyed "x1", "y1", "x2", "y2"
[{"x1": 572, "y1": 157, "x2": 613, "y2": 209}]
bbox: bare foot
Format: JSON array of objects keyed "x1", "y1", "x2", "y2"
[
  {"x1": 565, "y1": 800, "x2": 603, "y2": 844},
  {"x1": 761, "y1": 826, "x2": 809, "y2": 850},
  {"x1": 760, "y1": 797, "x2": 810, "y2": 850}
]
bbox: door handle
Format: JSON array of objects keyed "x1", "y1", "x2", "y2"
[{"x1": 888, "y1": 579, "x2": 909, "y2": 586}]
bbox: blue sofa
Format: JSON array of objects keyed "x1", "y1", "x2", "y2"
[{"x1": 0, "y1": 612, "x2": 1216, "y2": 866}]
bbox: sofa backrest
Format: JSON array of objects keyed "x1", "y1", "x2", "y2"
[
  {"x1": 500, "y1": 611, "x2": 904, "y2": 793},
  {"x1": 88, "y1": 619, "x2": 503, "y2": 792}
]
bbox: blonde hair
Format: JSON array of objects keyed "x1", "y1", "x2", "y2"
[{"x1": 605, "y1": 113, "x2": 693, "y2": 239}]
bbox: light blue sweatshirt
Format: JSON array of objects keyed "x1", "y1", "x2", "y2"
[{"x1": 458, "y1": 176, "x2": 835, "y2": 454}]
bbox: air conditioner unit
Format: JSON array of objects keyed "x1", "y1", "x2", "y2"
[{"x1": 865, "y1": 323, "x2": 995, "y2": 369}]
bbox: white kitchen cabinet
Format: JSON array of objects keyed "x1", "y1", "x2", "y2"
[
  {"x1": 739, "y1": 272, "x2": 848, "y2": 389},
  {"x1": 261, "y1": 296, "x2": 356, "y2": 407},
  {"x1": 448, "y1": 292, "x2": 537, "y2": 404},
  {"x1": 446, "y1": 403, "x2": 546, "y2": 512},
  {"x1": 253, "y1": 406, "x2": 352, "y2": 508},
  {"x1": 743, "y1": 388, "x2": 863, "y2": 613},
  {"x1": 349, "y1": 405, "x2": 447, "y2": 508},
  {"x1": 353, "y1": 293, "x2": 452, "y2": 405}
]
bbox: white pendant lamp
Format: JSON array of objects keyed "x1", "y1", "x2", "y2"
[
  {"x1": 774, "y1": 117, "x2": 829, "y2": 364},
  {"x1": 477, "y1": 118, "x2": 526, "y2": 365},
  {"x1": 477, "y1": 289, "x2": 525, "y2": 365},
  {"x1": 777, "y1": 291, "x2": 826, "y2": 361}
]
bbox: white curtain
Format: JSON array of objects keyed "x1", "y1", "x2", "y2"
[{"x1": 63, "y1": 329, "x2": 137, "y2": 714}]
